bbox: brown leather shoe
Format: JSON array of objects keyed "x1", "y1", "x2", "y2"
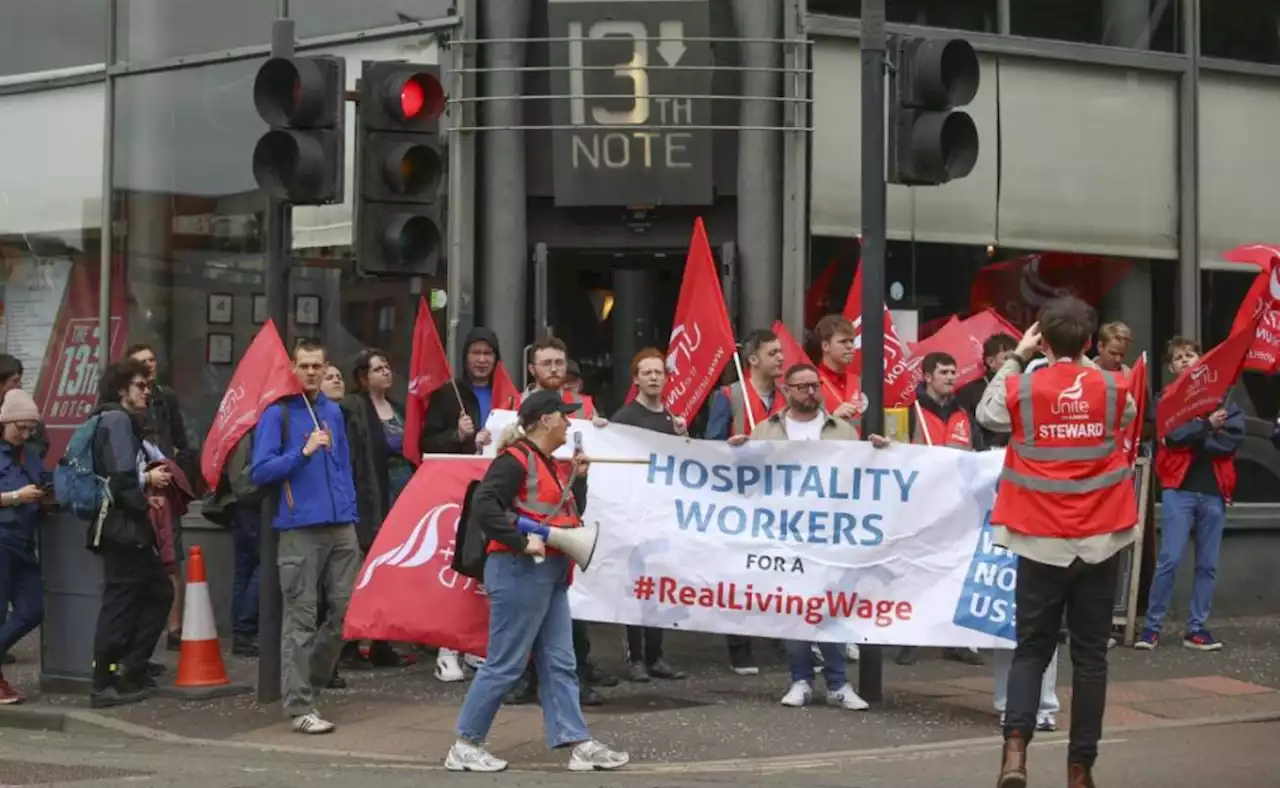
[
  {"x1": 997, "y1": 732, "x2": 1028, "y2": 788},
  {"x1": 1067, "y1": 762, "x2": 1096, "y2": 788}
]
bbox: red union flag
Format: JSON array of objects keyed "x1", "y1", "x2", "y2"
[
  {"x1": 403, "y1": 297, "x2": 453, "y2": 465},
  {"x1": 1223, "y1": 243, "x2": 1280, "y2": 373},
  {"x1": 345, "y1": 457, "x2": 491, "y2": 654},
  {"x1": 969, "y1": 252, "x2": 1131, "y2": 329},
  {"x1": 1124, "y1": 353, "x2": 1148, "y2": 464},
  {"x1": 1156, "y1": 327, "x2": 1255, "y2": 437},
  {"x1": 663, "y1": 218, "x2": 736, "y2": 420},
  {"x1": 841, "y1": 265, "x2": 910, "y2": 379},
  {"x1": 898, "y1": 317, "x2": 987, "y2": 401},
  {"x1": 200, "y1": 320, "x2": 301, "y2": 490}
]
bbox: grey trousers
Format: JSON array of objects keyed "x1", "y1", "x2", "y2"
[{"x1": 278, "y1": 524, "x2": 361, "y2": 717}]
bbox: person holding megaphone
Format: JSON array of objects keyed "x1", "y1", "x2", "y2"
[{"x1": 445, "y1": 390, "x2": 629, "y2": 774}]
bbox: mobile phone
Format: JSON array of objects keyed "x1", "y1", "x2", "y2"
[{"x1": 573, "y1": 431, "x2": 584, "y2": 454}]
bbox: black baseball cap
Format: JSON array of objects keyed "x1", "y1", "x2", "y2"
[{"x1": 518, "y1": 389, "x2": 580, "y2": 426}]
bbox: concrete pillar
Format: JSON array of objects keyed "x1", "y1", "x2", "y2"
[
  {"x1": 478, "y1": 0, "x2": 532, "y2": 374},
  {"x1": 1102, "y1": 0, "x2": 1152, "y2": 49},
  {"x1": 731, "y1": 0, "x2": 783, "y2": 332}
]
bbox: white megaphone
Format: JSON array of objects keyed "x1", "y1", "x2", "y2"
[{"x1": 545, "y1": 522, "x2": 600, "y2": 571}]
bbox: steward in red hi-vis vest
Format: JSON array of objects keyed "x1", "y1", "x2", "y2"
[
  {"x1": 486, "y1": 440, "x2": 583, "y2": 558},
  {"x1": 991, "y1": 363, "x2": 1137, "y2": 539},
  {"x1": 912, "y1": 404, "x2": 976, "y2": 449},
  {"x1": 506, "y1": 388, "x2": 596, "y2": 420},
  {"x1": 722, "y1": 381, "x2": 786, "y2": 438}
]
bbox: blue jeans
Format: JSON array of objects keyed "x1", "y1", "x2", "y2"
[
  {"x1": 0, "y1": 545, "x2": 43, "y2": 658},
  {"x1": 1143, "y1": 489, "x2": 1226, "y2": 635},
  {"x1": 783, "y1": 640, "x2": 846, "y2": 689},
  {"x1": 231, "y1": 505, "x2": 261, "y2": 637},
  {"x1": 455, "y1": 553, "x2": 590, "y2": 749}
]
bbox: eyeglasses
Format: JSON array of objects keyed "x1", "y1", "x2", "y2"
[
  {"x1": 536, "y1": 359, "x2": 567, "y2": 370},
  {"x1": 788, "y1": 382, "x2": 821, "y2": 393}
]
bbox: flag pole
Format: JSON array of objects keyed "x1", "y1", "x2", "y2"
[
  {"x1": 912, "y1": 401, "x2": 932, "y2": 446},
  {"x1": 731, "y1": 350, "x2": 758, "y2": 433}
]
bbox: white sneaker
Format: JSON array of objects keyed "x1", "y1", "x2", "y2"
[
  {"x1": 780, "y1": 680, "x2": 813, "y2": 707},
  {"x1": 731, "y1": 665, "x2": 759, "y2": 676},
  {"x1": 827, "y1": 683, "x2": 870, "y2": 711},
  {"x1": 845, "y1": 643, "x2": 861, "y2": 662},
  {"x1": 435, "y1": 650, "x2": 466, "y2": 683},
  {"x1": 567, "y1": 739, "x2": 630, "y2": 771},
  {"x1": 444, "y1": 740, "x2": 508, "y2": 772},
  {"x1": 1036, "y1": 714, "x2": 1057, "y2": 731},
  {"x1": 291, "y1": 712, "x2": 335, "y2": 735}
]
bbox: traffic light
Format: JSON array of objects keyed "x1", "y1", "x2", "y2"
[
  {"x1": 887, "y1": 36, "x2": 980, "y2": 186},
  {"x1": 252, "y1": 56, "x2": 346, "y2": 204},
  {"x1": 355, "y1": 61, "x2": 448, "y2": 276}
]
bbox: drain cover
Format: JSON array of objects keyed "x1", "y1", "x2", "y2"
[{"x1": 0, "y1": 759, "x2": 147, "y2": 785}]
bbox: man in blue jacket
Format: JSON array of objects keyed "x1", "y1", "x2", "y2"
[{"x1": 251, "y1": 338, "x2": 360, "y2": 735}]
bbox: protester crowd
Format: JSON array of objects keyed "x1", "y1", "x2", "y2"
[{"x1": 0, "y1": 253, "x2": 1267, "y2": 783}]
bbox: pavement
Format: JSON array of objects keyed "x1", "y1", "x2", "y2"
[{"x1": 3, "y1": 614, "x2": 1280, "y2": 771}]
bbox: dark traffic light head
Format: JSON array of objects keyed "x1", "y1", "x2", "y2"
[
  {"x1": 251, "y1": 56, "x2": 346, "y2": 204},
  {"x1": 887, "y1": 36, "x2": 981, "y2": 186}
]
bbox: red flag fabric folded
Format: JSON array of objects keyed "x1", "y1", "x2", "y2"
[
  {"x1": 663, "y1": 218, "x2": 737, "y2": 421},
  {"x1": 403, "y1": 297, "x2": 453, "y2": 465}
]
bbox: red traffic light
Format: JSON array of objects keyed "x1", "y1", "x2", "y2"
[{"x1": 384, "y1": 72, "x2": 445, "y2": 124}]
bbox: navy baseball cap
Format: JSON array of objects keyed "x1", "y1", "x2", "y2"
[{"x1": 518, "y1": 389, "x2": 579, "y2": 426}]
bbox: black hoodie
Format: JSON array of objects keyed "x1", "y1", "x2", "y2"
[{"x1": 421, "y1": 327, "x2": 503, "y2": 455}]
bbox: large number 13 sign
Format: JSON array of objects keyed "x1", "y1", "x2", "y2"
[{"x1": 567, "y1": 21, "x2": 650, "y2": 126}]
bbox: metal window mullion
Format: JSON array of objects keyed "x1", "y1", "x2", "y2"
[
  {"x1": 98, "y1": 0, "x2": 117, "y2": 373},
  {"x1": 1178, "y1": 0, "x2": 1201, "y2": 342}
]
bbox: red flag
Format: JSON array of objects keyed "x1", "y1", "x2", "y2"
[
  {"x1": 841, "y1": 265, "x2": 914, "y2": 406},
  {"x1": 1156, "y1": 327, "x2": 1256, "y2": 437},
  {"x1": 663, "y1": 218, "x2": 737, "y2": 420},
  {"x1": 200, "y1": 320, "x2": 301, "y2": 490},
  {"x1": 1124, "y1": 353, "x2": 1148, "y2": 464},
  {"x1": 1223, "y1": 244, "x2": 1280, "y2": 373},
  {"x1": 770, "y1": 320, "x2": 811, "y2": 371},
  {"x1": 345, "y1": 458, "x2": 490, "y2": 654},
  {"x1": 962, "y1": 308, "x2": 1023, "y2": 344},
  {"x1": 969, "y1": 252, "x2": 1131, "y2": 329},
  {"x1": 403, "y1": 298, "x2": 454, "y2": 465},
  {"x1": 910, "y1": 316, "x2": 988, "y2": 392},
  {"x1": 493, "y1": 363, "x2": 521, "y2": 411}
]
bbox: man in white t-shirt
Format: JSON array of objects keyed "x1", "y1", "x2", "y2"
[{"x1": 729, "y1": 363, "x2": 887, "y2": 711}]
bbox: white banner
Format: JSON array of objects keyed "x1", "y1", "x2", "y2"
[{"x1": 483, "y1": 411, "x2": 1017, "y2": 649}]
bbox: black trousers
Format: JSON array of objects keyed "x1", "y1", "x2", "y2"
[
  {"x1": 625, "y1": 625, "x2": 664, "y2": 666},
  {"x1": 726, "y1": 634, "x2": 754, "y2": 666},
  {"x1": 1005, "y1": 553, "x2": 1120, "y2": 766},
  {"x1": 92, "y1": 542, "x2": 174, "y2": 688}
]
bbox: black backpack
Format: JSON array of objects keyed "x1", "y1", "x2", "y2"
[{"x1": 451, "y1": 480, "x2": 488, "y2": 579}]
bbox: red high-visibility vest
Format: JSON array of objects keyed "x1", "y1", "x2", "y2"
[
  {"x1": 722, "y1": 382, "x2": 785, "y2": 437},
  {"x1": 991, "y1": 363, "x2": 1138, "y2": 539},
  {"x1": 486, "y1": 441, "x2": 582, "y2": 557},
  {"x1": 818, "y1": 363, "x2": 864, "y2": 433},
  {"x1": 1156, "y1": 446, "x2": 1236, "y2": 503},
  {"x1": 913, "y1": 406, "x2": 975, "y2": 450}
]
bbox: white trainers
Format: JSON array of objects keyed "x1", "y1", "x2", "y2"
[
  {"x1": 435, "y1": 649, "x2": 466, "y2": 683},
  {"x1": 780, "y1": 680, "x2": 813, "y2": 707},
  {"x1": 445, "y1": 740, "x2": 508, "y2": 772},
  {"x1": 845, "y1": 643, "x2": 861, "y2": 662},
  {"x1": 291, "y1": 712, "x2": 335, "y2": 734},
  {"x1": 827, "y1": 683, "x2": 870, "y2": 711},
  {"x1": 567, "y1": 739, "x2": 630, "y2": 771}
]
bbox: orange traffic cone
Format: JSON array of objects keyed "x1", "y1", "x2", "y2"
[{"x1": 157, "y1": 546, "x2": 250, "y2": 700}]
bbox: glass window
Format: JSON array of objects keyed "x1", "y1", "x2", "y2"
[
  {"x1": 809, "y1": 0, "x2": 999, "y2": 33},
  {"x1": 116, "y1": 0, "x2": 455, "y2": 64},
  {"x1": 0, "y1": 0, "x2": 107, "y2": 76},
  {"x1": 1202, "y1": 0, "x2": 1280, "y2": 65},
  {"x1": 1009, "y1": 0, "x2": 1182, "y2": 53},
  {"x1": 0, "y1": 82, "x2": 119, "y2": 465}
]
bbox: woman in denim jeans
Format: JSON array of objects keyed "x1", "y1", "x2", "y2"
[{"x1": 445, "y1": 390, "x2": 628, "y2": 773}]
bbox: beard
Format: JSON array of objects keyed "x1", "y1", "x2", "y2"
[{"x1": 789, "y1": 398, "x2": 820, "y2": 415}]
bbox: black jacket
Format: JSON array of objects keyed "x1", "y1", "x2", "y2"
[
  {"x1": 421, "y1": 327, "x2": 502, "y2": 456},
  {"x1": 342, "y1": 392, "x2": 403, "y2": 549},
  {"x1": 956, "y1": 374, "x2": 1007, "y2": 448},
  {"x1": 145, "y1": 385, "x2": 197, "y2": 491},
  {"x1": 89, "y1": 403, "x2": 153, "y2": 550},
  {"x1": 469, "y1": 438, "x2": 588, "y2": 553}
]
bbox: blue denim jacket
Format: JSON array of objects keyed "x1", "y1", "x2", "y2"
[{"x1": 0, "y1": 439, "x2": 51, "y2": 555}]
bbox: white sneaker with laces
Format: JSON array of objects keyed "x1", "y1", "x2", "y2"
[
  {"x1": 444, "y1": 740, "x2": 508, "y2": 772},
  {"x1": 780, "y1": 680, "x2": 813, "y2": 707},
  {"x1": 435, "y1": 649, "x2": 466, "y2": 683},
  {"x1": 1036, "y1": 714, "x2": 1057, "y2": 731},
  {"x1": 845, "y1": 644, "x2": 861, "y2": 662},
  {"x1": 827, "y1": 683, "x2": 870, "y2": 711},
  {"x1": 291, "y1": 712, "x2": 335, "y2": 734},
  {"x1": 567, "y1": 739, "x2": 630, "y2": 771}
]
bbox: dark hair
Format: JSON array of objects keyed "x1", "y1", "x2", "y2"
[
  {"x1": 531, "y1": 335, "x2": 568, "y2": 357},
  {"x1": 1037, "y1": 296, "x2": 1097, "y2": 359},
  {"x1": 1165, "y1": 336, "x2": 1201, "y2": 364},
  {"x1": 630, "y1": 347, "x2": 665, "y2": 380},
  {"x1": 125, "y1": 343, "x2": 154, "y2": 358},
  {"x1": 784, "y1": 362, "x2": 819, "y2": 381},
  {"x1": 814, "y1": 314, "x2": 854, "y2": 343},
  {"x1": 0, "y1": 354, "x2": 22, "y2": 383},
  {"x1": 292, "y1": 337, "x2": 326, "y2": 361},
  {"x1": 350, "y1": 348, "x2": 389, "y2": 392},
  {"x1": 982, "y1": 333, "x2": 1017, "y2": 360},
  {"x1": 922, "y1": 352, "x2": 957, "y2": 376},
  {"x1": 99, "y1": 359, "x2": 149, "y2": 405},
  {"x1": 741, "y1": 329, "x2": 778, "y2": 362}
]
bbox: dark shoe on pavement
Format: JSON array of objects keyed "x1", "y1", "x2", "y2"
[
  {"x1": 943, "y1": 647, "x2": 985, "y2": 666},
  {"x1": 368, "y1": 642, "x2": 412, "y2": 668},
  {"x1": 90, "y1": 681, "x2": 150, "y2": 710},
  {"x1": 232, "y1": 635, "x2": 259, "y2": 658},
  {"x1": 146, "y1": 661, "x2": 167, "y2": 678},
  {"x1": 166, "y1": 629, "x2": 182, "y2": 652},
  {"x1": 1134, "y1": 628, "x2": 1159, "y2": 650},
  {"x1": 582, "y1": 661, "x2": 618, "y2": 687},
  {"x1": 579, "y1": 684, "x2": 604, "y2": 707},
  {"x1": 1067, "y1": 762, "x2": 1096, "y2": 788},
  {"x1": 627, "y1": 662, "x2": 650, "y2": 683},
  {"x1": 1183, "y1": 630, "x2": 1223, "y2": 651},
  {"x1": 339, "y1": 643, "x2": 373, "y2": 671},
  {"x1": 326, "y1": 672, "x2": 347, "y2": 690},
  {"x1": 894, "y1": 646, "x2": 918, "y2": 666},
  {"x1": 647, "y1": 659, "x2": 686, "y2": 680},
  {"x1": 996, "y1": 731, "x2": 1028, "y2": 788}
]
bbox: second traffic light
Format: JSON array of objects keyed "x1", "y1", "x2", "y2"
[
  {"x1": 355, "y1": 61, "x2": 448, "y2": 276},
  {"x1": 887, "y1": 36, "x2": 981, "y2": 187}
]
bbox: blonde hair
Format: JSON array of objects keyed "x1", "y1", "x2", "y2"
[
  {"x1": 495, "y1": 422, "x2": 525, "y2": 452},
  {"x1": 1098, "y1": 321, "x2": 1132, "y2": 345}
]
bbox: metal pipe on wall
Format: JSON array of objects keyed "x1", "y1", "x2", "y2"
[
  {"x1": 732, "y1": 0, "x2": 783, "y2": 333},
  {"x1": 1177, "y1": 0, "x2": 1200, "y2": 342},
  {"x1": 97, "y1": 0, "x2": 117, "y2": 371},
  {"x1": 479, "y1": 0, "x2": 532, "y2": 370}
]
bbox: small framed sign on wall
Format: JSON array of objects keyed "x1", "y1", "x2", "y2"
[
  {"x1": 295, "y1": 294, "x2": 321, "y2": 326},
  {"x1": 208, "y1": 293, "x2": 233, "y2": 325},
  {"x1": 207, "y1": 333, "x2": 233, "y2": 365}
]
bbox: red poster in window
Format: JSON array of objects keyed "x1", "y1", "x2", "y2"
[{"x1": 32, "y1": 257, "x2": 129, "y2": 467}]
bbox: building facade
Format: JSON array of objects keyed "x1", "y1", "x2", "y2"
[{"x1": 1, "y1": 0, "x2": 1278, "y2": 524}]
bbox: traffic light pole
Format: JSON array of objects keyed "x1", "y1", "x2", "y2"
[
  {"x1": 257, "y1": 12, "x2": 295, "y2": 706},
  {"x1": 858, "y1": 0, "x2": 888, "y2": 705}
]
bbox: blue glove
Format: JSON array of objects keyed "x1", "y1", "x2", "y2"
[{"x1": 515, "y1": 516, "x2": 551, "y2": 541}]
